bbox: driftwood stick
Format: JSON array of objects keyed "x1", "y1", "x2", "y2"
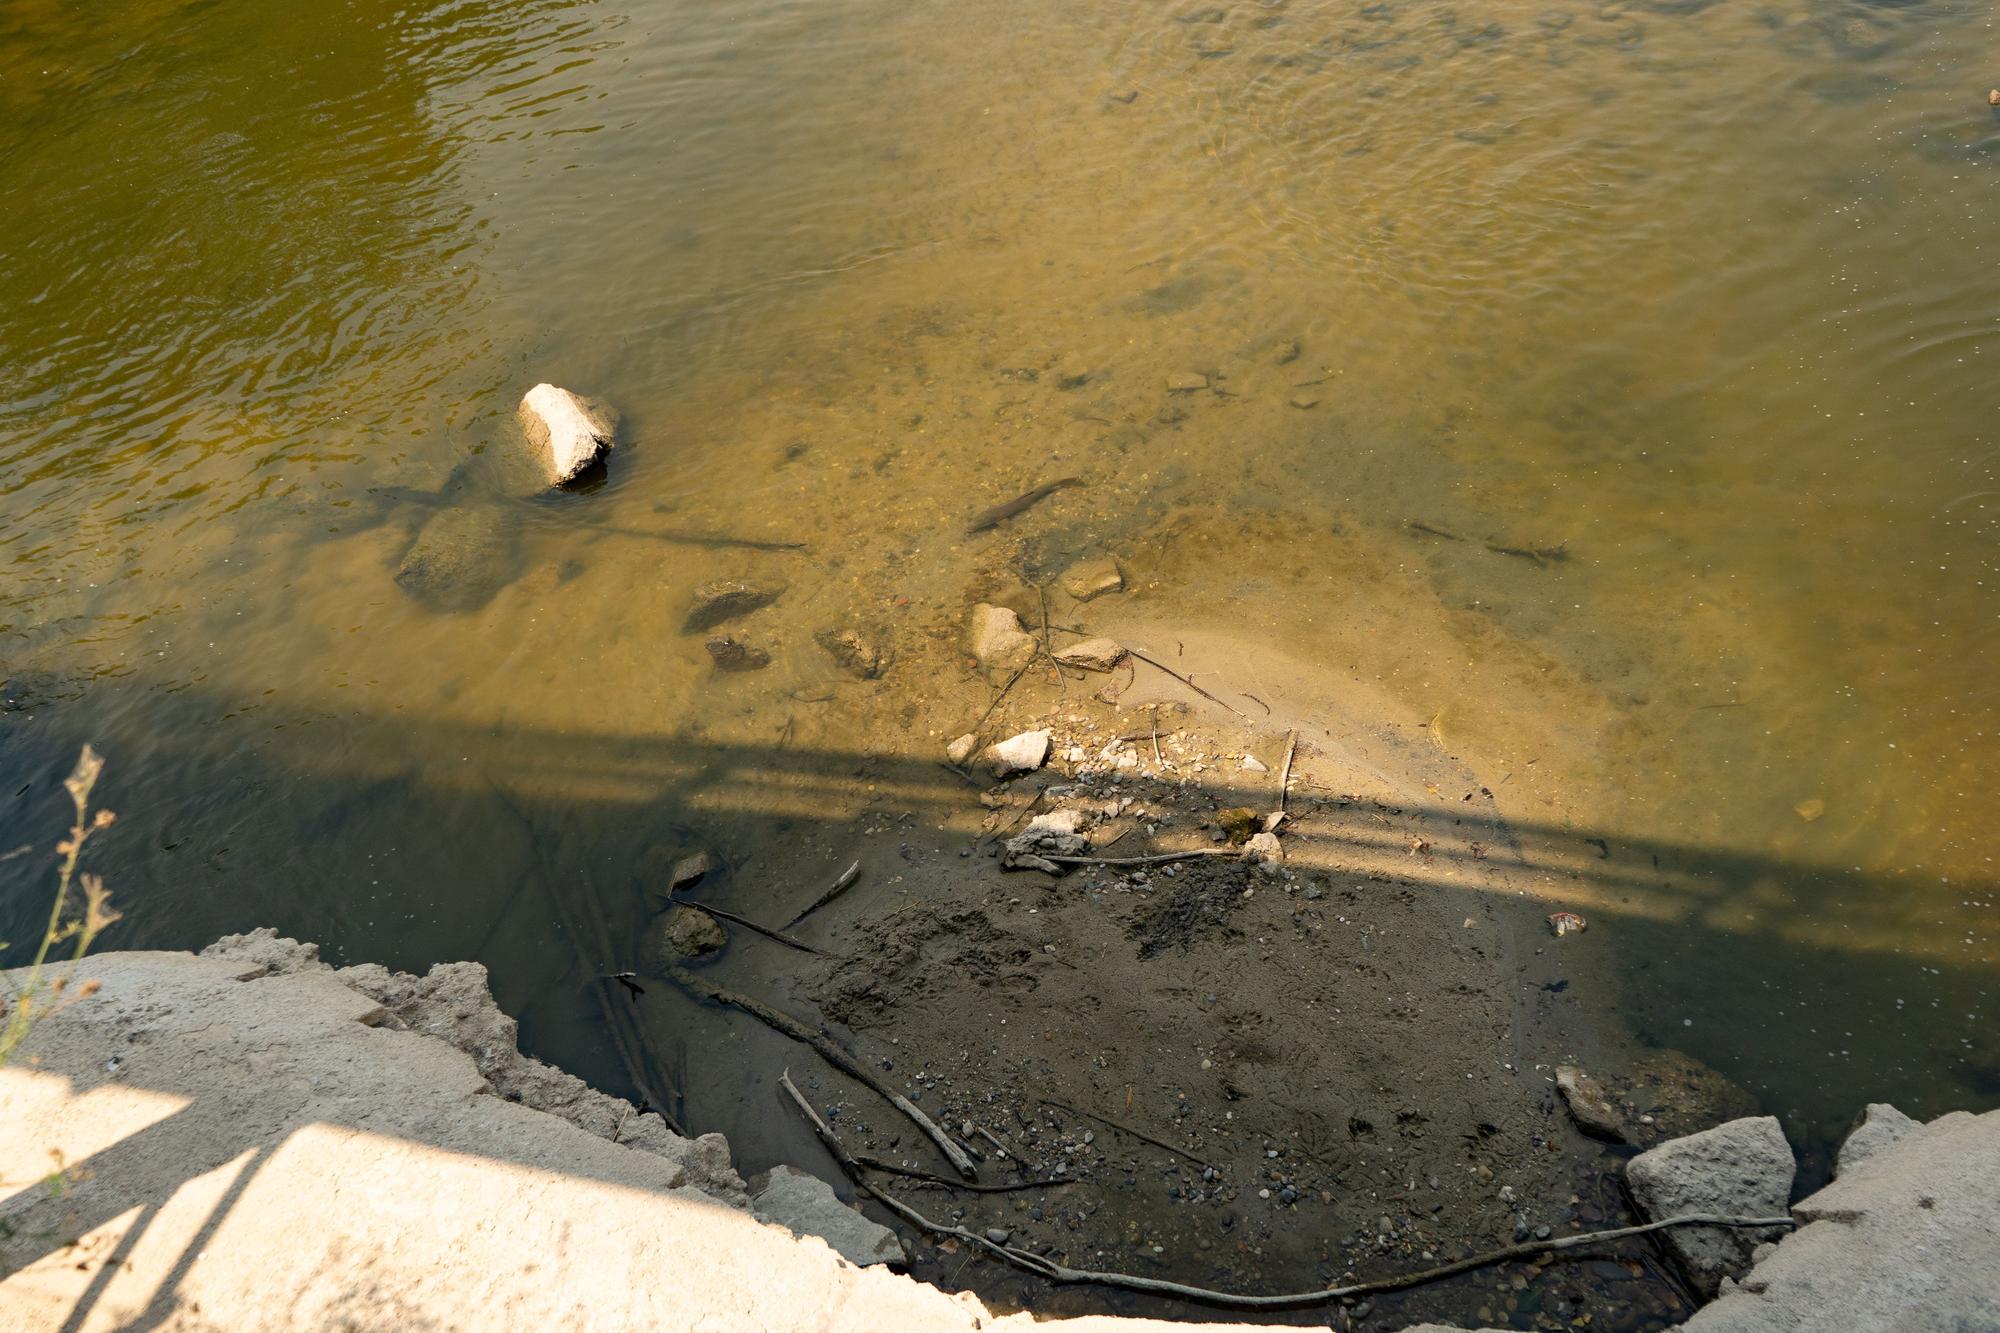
[
  {"x1": 975, "y1": 659, "x2": 1033, "y2": 732},
  {"x1": 854, "y1": 1153, "x2": 1076, "y2": 1194},
  {"x1": 1277, "y1": 728, "x2": 1297, "y2": 815},
  {"x1": 672, "y1": 896, "x2": 833, "y2": 957},
  {"x1": 673, "y1": 970, "x2": 978, "y2": 1179},
  {"x1": 1041, "y1": 848, "x2": 1239, "y2": 869},
  {"x1": 786, "y1": 1070, "x2": 1798, "y2": 1314},
  {"x1": 782, "y1": 860, "x2": 863, "y2": 930},
  {"x1": 1040, "y1": 1098, "x2": 1210, "y2": 1167},
  {"x1": 1127, "y1": 650, "x2": 1246, "y2": 716}
]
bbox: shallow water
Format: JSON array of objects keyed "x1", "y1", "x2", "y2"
[{"x1": 3, "y1": 0, "x2": 1996, "y2": 1194}]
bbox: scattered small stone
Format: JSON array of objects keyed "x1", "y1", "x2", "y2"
[
  {"x1": 518, "y1": 383, "x2": 613, "y2": 487},
  {"x1": 1794, "y1": 796, "x2": 1826, "y2": 823},
  {"x1": 669, "y1": 850, "x2": 717, "y2": 893},
  {"x1": 815, "y1": 627, "x2": 887, "y2": 678},
  {"x1": 945, "y1": 733, "x2": 978, "y2": 765},
  {"x1": 1060, "y1": 556, "x2": 1124, "y2": 601},
  {"x1": 1053, "y1": 637, "x2": 1127, "y2": 672},
  {"x1": 1534, "y1": 1224, "x2": 1552, "y2": 1241},
  {"x1": 1240, "y1": 754, "x2": 1268, "y2": 773},
  {"x1": 983, "y1": 729, "x2": 1052, "y2": 780},
  {"x1": 705, "y1": 635, "x2": 771, "y2": 672},
  {"x1": 985, "y1": 1227, "x2": 1012, "y2": 1245},
  {"x1": 1274, "y1": 337, "x2": 1302, "y2": 364},
  {"x1": 685, "y1": 578, "x2": 785, "y2": 633},
  {"x1": 1166, "y1": 372, "x2": 1210, "y2": 392},
  {"x1": 967, "y1": 603, "x2": 1038, "y2": 680},
  {"x1": 1548, "y1": 910, "x2": 1587, "y2": 937},
  {"x1": 1991, "y1": 88, "x2": 2000, "y2": 106},
  {"x1": 1289, "y1": 393, "x2": 1321, "y2": 410}
]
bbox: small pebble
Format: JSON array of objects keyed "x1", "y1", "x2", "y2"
[{"x1": 986, "y1": 1227, "x2": 1012, "y2": 1245}]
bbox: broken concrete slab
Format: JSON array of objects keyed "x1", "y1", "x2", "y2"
[
  {"x1": 1686, "y1": 1107, "x2": 2000, "y2": 1332},
  {"x1": 1626, "y1": 1115, "x2": 1794, "y2": 1296},
  {"x1": 519, "y1": 382, "x2": 613, "y2": 486},
  {"x1": 751, "y1": 1166, "x2": 905, "y2": 1268},
  {"x1": 1834, "y1": 1102, "x2": 1918, "y2": 1179}
]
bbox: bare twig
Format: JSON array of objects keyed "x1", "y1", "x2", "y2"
[
  {"x1": 671, "y1": 970, "x2": 977, "y2": 1179},
  {"x1": 975, "y1": 659, "x2": 1033, "y2": 732},
  {"x1": 854, "y1": 1153, "x2": 1075, "y2": 1194},
  {"x1": 783, "y1": 1069, "x2": 1797, "y2": 1314},
  {"x1": 1128, "y1": 650, "x2": 1245, "y2": 717},
  {"x1": 1040, "y1": 848, "x2": 1239, "y2": 869},
  {"x1": 673, "y1": 896, "x2": 833, "y2": 957},
  {"x1": 1040, "y1": 1098, "x2": 1210, "y2": 1167},
  {"x1": 782, "y1": 861, "x2": 863, "y2": 930},
  {"x1": 1277, "y1": 728, "x2": 1297, "y2": 815}
]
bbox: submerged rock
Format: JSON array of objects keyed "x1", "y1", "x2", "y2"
[
  {"x1": 982, "y1": 729, "x2": 1050, "y2": 779},
  {"x1": 518, "y1": 383, "x2": 614, "y2": 487},
  {"x1": 685, "y1": 578, "x2": 785, "y2": 632},
  {"x1": 643, "y1": 905, "x2": 728, "y2": 970},
  {"x1": 815, "y1": 626, "x2": 887, "y2": 678},
  {"x1": 1555, "y1": 1064, "x2": 1629, "y2": 1143},
  {"x1": 1060, "y1": 555, "x2": 1124, "y2": 601},
  {"x1": 1053, "y1": 636, "x2": 1127, "y2": 672},
  {"x1": 752, "y1": 1165, "x2": 905, "y2": 1267},
  {"x1": 945, "y1": 733, "x2": 978, "y2": 765},
  {"x1": 1626, "y1": 1115, "x2": 1794, "y2": 1295},
  {"x1": 967, "y1": 603, "x2": 1038, "y2": 680},
  {"x1": 705, "y1": 636, "x2": 771, "y2": 672},
  {"x1": 394, "y1": 506, "x2": 514, "y2": 613}
]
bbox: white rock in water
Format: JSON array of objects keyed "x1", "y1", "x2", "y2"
[
  {"x1": 945, "y1": 733, "x2": 978, "y2": 765},
  {"x1": 1053, "y1": 637, "x2": 1126, "y2": 672},
  {"x1": 983, "y1": 729, "x2": 1050, "y2": 779},
  {"x1": 519, "y1": 383, "x2": 613, "y2": 486}
]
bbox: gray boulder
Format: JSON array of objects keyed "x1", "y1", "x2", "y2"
[
  {"x1": 751, "y1": 1166, "x2": 905, "y2": 1267},
  {"x1": 1626, "y1": 1115, "x2": 1794, "y2": 1295},
  {"x1": 1834, "y1": 1102, "x2": 1917, "y2": 1179}
]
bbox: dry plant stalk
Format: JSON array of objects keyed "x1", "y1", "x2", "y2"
[{"x1": 1, "y1": 745, "x2": 121, "y2": 1067}]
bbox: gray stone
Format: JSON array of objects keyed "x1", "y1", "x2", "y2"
[
  {"x1": 1686, "y1": 1108, "x2": 2000, "y2": 1333},
  {"x1": 686, "y1": 578, "x2": 785, "y2": 633},
  {"x1": 982, "y1": 729, "x2": 1050, "y2": 780},
  {"x1": 394, "y1": 506, "x2": 514, "y2": 612},
  {"x1": 1060, "y1": 556, "x2": 1124, "y2": 601},
  {"x1": 1002, "y1": 808, "x2": 1089, "y2": 872},
  {"x1": 1626, "y1": 1115, "x2": 1794, "y2": 1295},
  {"x1": 967, "y1": 603, "x2": 1037, "y2": 681},
  {"x1": 1053, "y1": 637, "x2": 1127, "y2": 672},
  {"x1": 1555, "y1": 1065, "x2": 1629, "y2": 1143},
  {"x1": 518, "y1": 383, "x2": 614, "y2": 487},
  {"x1": 1834, "y1": 1102, "x2": 1917, "y2": 1179},
  {"x1": 1243, "y1": 831, "x2": 1284, "y2": 874},
  {"x1": 752, "y1": 1166, "x2": 905, "y2": 1267}
]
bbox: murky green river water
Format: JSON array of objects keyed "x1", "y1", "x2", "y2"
[{"x1": 3, "y1": 0, "x2": 1996, "y2": 1183}]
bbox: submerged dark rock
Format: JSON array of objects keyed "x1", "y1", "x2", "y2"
[
  {"x1": 685, "y1": 578, "x2": 785, "y2": 632},
  {"x1": 394, "y1": 506, "x2": 514, "y2": 612}
]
